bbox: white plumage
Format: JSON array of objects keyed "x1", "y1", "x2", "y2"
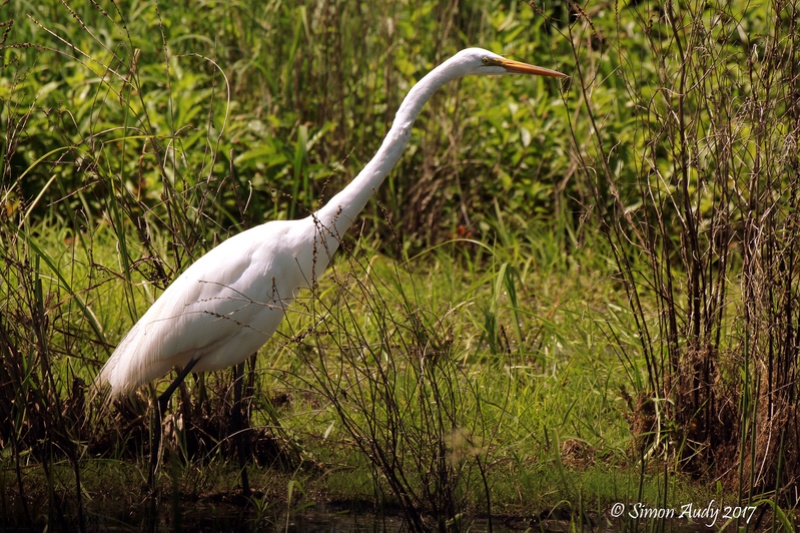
[{"x1": 100, "y1": 220, "x2": 316, "y2": 394}]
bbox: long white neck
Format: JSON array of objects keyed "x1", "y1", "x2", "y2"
[{"x1": 311, "y1": 56, "x2": 467, "y2": 246}]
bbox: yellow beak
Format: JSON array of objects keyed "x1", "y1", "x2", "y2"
[{"x1": 493, "y1": 57, "x2": 568, "y2": 78}]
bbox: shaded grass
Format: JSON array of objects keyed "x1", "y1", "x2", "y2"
[{"x1": 2, "y1": 446, "x2": 724, "y2": 530}]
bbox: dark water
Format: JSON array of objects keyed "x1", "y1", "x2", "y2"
[
  {"x1": 2, "y1": 494, "x2": 771, "y2": 532},
  {"x1": 146, "y1": 503, "x2": 751, "y2": 532}
]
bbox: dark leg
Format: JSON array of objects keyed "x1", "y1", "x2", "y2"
[
  {"x1": 232, "y1": 361, "x2": 251, "y2": 496},
  {"x1": 148, "y1": 358, "x2": 200, "y2": 493}
]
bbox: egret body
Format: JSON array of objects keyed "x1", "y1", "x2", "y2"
[{"x1": 99, "y1": 48, "x2": 566, "y2": 402}]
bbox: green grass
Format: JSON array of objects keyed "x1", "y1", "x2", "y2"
[
  {"x1": 3, "y1": 0, "x2": 800, "y2": 530},
  {"x1": 2, "y1": 215, "x2": 661, "y2": 528}
]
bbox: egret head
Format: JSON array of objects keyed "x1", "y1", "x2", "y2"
[{"x1": 451, "y1": 48, "x2": 568, "y2": 79}]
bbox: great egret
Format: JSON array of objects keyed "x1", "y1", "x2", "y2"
[{"x1": 97, "y1": 47, "x2": 565, "y2": 487}]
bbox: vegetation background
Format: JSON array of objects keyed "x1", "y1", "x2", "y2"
[{"x1": 1, "y1": 0, "x2": 799, "y2": 530}]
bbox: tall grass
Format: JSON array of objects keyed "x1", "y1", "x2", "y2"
[
  {"x1": 567, "y1": 0, "x2": 800, "y2": 526},
  {"x1": 3, "y1": 0, "x2": 800, "y2": 530}
]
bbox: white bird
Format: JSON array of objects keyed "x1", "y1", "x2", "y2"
[{"x1": 98, "y1": 47, "x2": 566, "y2": 423}]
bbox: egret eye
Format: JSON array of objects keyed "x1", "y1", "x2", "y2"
[{"x1": 481, "y1": 57, "x2": 491, "y2": 65}]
